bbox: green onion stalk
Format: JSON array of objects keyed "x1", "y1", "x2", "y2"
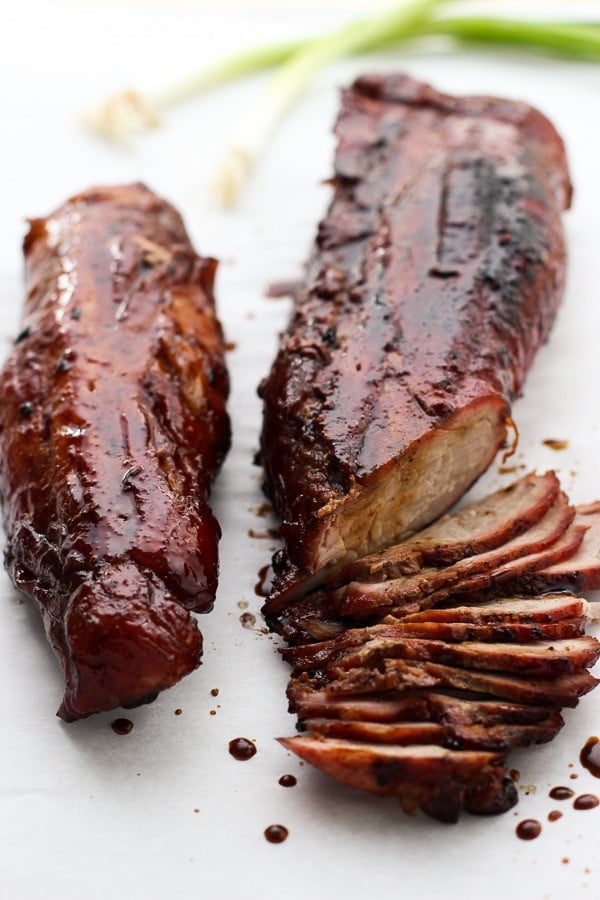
[{"x1": 83, "y1": 1, "x2": 600, "y2": 204}]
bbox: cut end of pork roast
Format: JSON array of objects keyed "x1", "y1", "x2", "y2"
[{"x1": 259, "y1": 73, "x2": 571, "y2": 583}]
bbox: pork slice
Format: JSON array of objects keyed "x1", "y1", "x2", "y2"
[
  {"x1": 372, "y1": 619, "x2": 586, "y2": 643},
  {"x1": 424, "y1": 522, "x2": 588, "y2": 605},
  {"x1": 279, "y1": 735, "x2": 516, "y2": 821},
  {"x1": 282, "y1": 613, "x2": 587, "y2": 672},
  {"x1": 339, "y1": 493, "x2": 575, "y2": 617},
  {"x1": 494, "y1": 502, "x2": 600, "y2": 596},
  {"x1": 265, "y1": 470, "x2": 560, "y2": 611},
  {"x1": 424, "y1": 692, "x2": 565, "y2": 728},
  {"x1": 287, "y1": 687, "x2": 432, "y2": 722},
  {"x1": 329, "y1": 635, "x2": 600, "y2": 678},
  {"x1": 324, "y1": 659, "x2": 598, "y2": 707},
  {"x1": 301, "y1": 714, "x2": 563, "y2": 751},
  {"x1": 290, "y1": 684, "x2": 568, "y2": 727},
  {"x1": 302, "y1": 718, "x2": 449, "y2": 745},
  {"x1": 398, "y1": 593, "x2": 586, "y2": 623}
]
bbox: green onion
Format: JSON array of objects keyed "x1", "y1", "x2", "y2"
[
  {"x1": 424, "y1": 17, "x2": 600, "y2": 60},
  {"x1": 83, "y1": 1, "x2": 600, "y2": 201}
]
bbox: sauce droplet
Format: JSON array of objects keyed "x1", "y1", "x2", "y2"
[
  {"x1": 111, "y1": 718, "x2": 133, "y2": 735},
  {"x1": 240, "y1": 612, "x2": 256, "y2": 629},
  {"x1": 228, "y1": 737, "x2": 257, "y2": 761},
  {"x1": 264, "y1": 824, "x2": 289, "y2": 844},
  {"x1": 278, "y1": 774, "x2": 297, "y2": 788},
  {"x1": 548, "y1": 810, "x2": 562, "y2": 822},
  {"x1": 574, "y1": 794, "x2": 599, "y2": 811},
  {"x1": 516, "y1": 819, "x2": 542, "y2": 841},
  {"x1": 580, "y1": 736, "x2": 600, "y2": 778},
  {"x1": 210, "y1": 688, "x2": 219, "y2": 697},
  {"x1": 255, "y1": 564, "x2": 273, "y2": 598},
  {"x1": 542, "y1": 438, "x2": 569, "y2": 451},
  {"x1": 174, "y1": 708, "x2": 182, "y2": 716},
  {"x1": 549, "y1": 786, "x2": 575, "y2": 800},
  {"x1": 509, "y1": 768, "x2": 520, "y2": 782}
]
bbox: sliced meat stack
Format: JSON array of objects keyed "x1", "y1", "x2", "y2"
[{"x1": 268, "y1": 472, "x2": 600, "y2": 821}]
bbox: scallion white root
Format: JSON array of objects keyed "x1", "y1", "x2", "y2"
[
  {"x1": 83, "y1": 90, "x2": 161, "y2": 147},
  {"x1": 83, "y1": 39, "x2": 304, "y2": 147}
]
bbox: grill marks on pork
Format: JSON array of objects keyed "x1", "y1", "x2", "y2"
[
  {"x1": 259, "y1": 74, "x2": 571, "y2": 584},
  {"x1": 0, "y1": 184, "x2": 230, "y2": 720},
  {"x1": 269, "y1": 477, "x2": 600, "y2": 821}
]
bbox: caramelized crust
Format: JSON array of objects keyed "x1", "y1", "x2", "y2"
[
  {"x1": 0, "y1": 183, "x2": 230, "y2": 719},
  {"x1": 259, "y1": 74, "x2": 571, "y2": 580}
]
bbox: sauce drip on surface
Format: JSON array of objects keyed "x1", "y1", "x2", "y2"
[
  {"x1": 278, "y1": 774, "x2": 297, "y2": 788},
  {"x1": 264, "y1": 824, "x2": 289, "y2": 844},
  {"x1": 580, "y1": 736, "x2": 600, "y2": 778},
  {"x1": 516, "y1": 819, "x2": 541, "y2": 840},
  {"x1": 255, "y1": 564, "x2": 273, "y2": 598},
  {"x1": 549, "y1": 786, "x2": 574, "y2": 800},
  {"x1": 240, "y1": 612, "x2": 256, "y2": 629},
  {"x1": 548, "y1": 810, "x2": 562, "y2": 822},
  {"x1": 574, "y1": 794, "x2": 599, "y2": 811},
  {"x1": 542, "y1": 438, "x2": 569, "y2": 450},
  {"x1": 111, "y1": 717, "x2": 133, "y2": 735},
  {"x1": 228, "y1": 737, "x2": 257, "y2": 761}
]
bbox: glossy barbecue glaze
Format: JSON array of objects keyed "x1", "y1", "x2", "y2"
[
  {"x1": 0, "y1": 183, "x2": 230, "y2": 720},
  {"x1": 259, "y1": 74, "x2": 571, "y2": 581}
]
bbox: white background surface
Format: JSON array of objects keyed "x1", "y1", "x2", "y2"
[{"x1": 2, "y1": 2, "x2": 600, "y2": 898}]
